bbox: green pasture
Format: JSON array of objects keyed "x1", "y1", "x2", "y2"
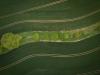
[{"x1": 0, "y1": 0, "x2": 100, "y2": 75}]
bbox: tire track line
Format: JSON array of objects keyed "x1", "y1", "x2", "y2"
[
  {"x1": 0, "y1": 9, "x2": 100, "y2": 30},
  {"x1": 0, "y1": 0, "x2": 68, "y2": 19},
  {"x1": 76, "y1": 69, "x2": 100, "y2": 75},
  {"x1": 0, "y1": 47, "x2": 99, "y2": 72},
  {"x1": 53, "y1": 47, "x2": 100, "y2": 57}
]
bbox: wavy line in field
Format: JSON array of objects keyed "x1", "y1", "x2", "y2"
[
  {"x1": 0, "y1": 9, "x2": 100, "y2": 30},
  {"x1": 0, "y1": 47, "x2": 99, "y2": 72},
  {"x1": 0, "y1": 0, "x2": 68, "y2": 19},
  {"x1": 76, "y1": 69, "x2": 100, "y2": 75}
]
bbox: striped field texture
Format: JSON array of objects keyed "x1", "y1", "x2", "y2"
[{"x1": 0, "y1": 0, "x2": 100, "y2": 75}]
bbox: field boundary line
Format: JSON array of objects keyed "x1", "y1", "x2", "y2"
[
  {"x1": 0, "y1": 0, "x2": 68, "y2": 19},
  {"x1": 0, "y1": 9, "x2": 100, "y2": 30},
  {"x1": 76, "y1": 69, "x2": 100, "y2": 75},
  {"x1": 0, "y1": 47, "x2": 99, "y2": 72}
]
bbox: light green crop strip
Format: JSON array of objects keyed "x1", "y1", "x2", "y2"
[
  {"x1": 19, "y1": 22, "x2": 100, "y2": 44},
  {"x1": 0, "y1": 22, "x2": 100, "y2": 55}
]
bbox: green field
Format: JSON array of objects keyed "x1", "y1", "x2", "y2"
[{"x1": 0, "y1": 0, "x2": 100, "y2": 75}]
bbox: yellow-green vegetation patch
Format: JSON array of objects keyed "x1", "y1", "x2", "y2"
[
  {"x1": 39, "y1": 31, "x2": 49, "y2": 41},
  {"x1": 63, "y1": 31, "x2": 71, "y2": 41},
  {"x1": 1, "y1": 33, "x2": 22, "y2": 50},
  {"x1": 0, "y1": 22, "x2": 100, "y2": 55},
  {"x1": 48, "y1": 32, "x2": 59, "y2": 41},
  {"x1": 72, "y1": 30, "x2": 83, "y2": 40},
  {"x1": 31, "y1": 32, "x2": 40, "y2": 42},
  {"x1": 58, "y1": 32, "x2": 64, "y2": 41}
]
